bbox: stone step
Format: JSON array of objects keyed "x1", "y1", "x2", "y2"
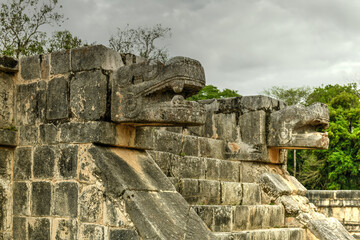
[
  {"x1": 169, "y1": 178, "x2": 261, "y2": 205},
  {"x1": 148, "y1": 151, "x2": 241, "y2": 182},
  {"x1": 214, "y1": 228, "x2": 304, "y2": 240},
  {"x1": 192, "y1": 205, "x2": 285, "y2": 232}
]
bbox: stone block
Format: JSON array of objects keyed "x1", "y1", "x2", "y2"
[
  {"x1": 16, "y1": 81, "x2": 46, "y2": 125},
  {"x1": 259, "y1": 173, "x2": 292, "y2": 198},
  {"x1": 33, "y1": 145, "x2": 56, "y2": 179},
  {"x1": 0, "y1": 72, "x2": 14, "y2": 128},
  {"x1": 28, "y1": 218, "x2": 50, "y2": 240},
  {"x1": 20, "y1": 55, "x2": 40, "y2": 80},
  {"x1": 0, "y1": 55, "x2": 18, "y2": 72},
  {"x1": 213, "y1": 206, "x2": 233, "y2": 232},
  {"x1": 336, "y1": 190, "x2": 360, "y2": 199},
  {"x1": 307, "y1": 217, "x2": 355, "y2": 240},
  {"x1": 51, "y1": 50, "x2": 71, "y2": 75},
  {"x1": 242, "y1": 183, "x2": 261, "y2": 205},
  {"x1": 70, "y1": 70, "x2": 107, "y2": 120},
  {"x1": 13, "y1": 217, "x2": 26, "y2": 240},
  {"x1": 52, "y1": 218, "x2": 77, "y2": 240},
  {"x1": 288, "y1": 176, "x2": 307, "y2": 196},
  {"x1": 171, "y1": 155, "x2": 205, "y2": 179},
  {"x1": 219, "y1": 160, "x2": 240, "y2": 182},
  {"x1": 199, "y1": 179, "x2": 220, "y2": 205},
  {"x1": 58, "y1": 144, "x2": 78, "y2": 179},
  {"x1": 53, "y1": 182, "x2": 78, "y2": 217},
  {"x1": 306, "y1": 190, "x2": 336, "y2": 200},
  {"x1": 241, "y1": 95, "x2": 279, "y2": 111},
  {"x1": 233, "y1": 205, "x2": 250, "y2": 230},
  {"x1": 39, "y1": 124, "x2": 58, "y2": 144},
  {"x1": 31, "y1": 181, "x2": 51, "y2": 216},
  {"x1": 179, "y1": 178, "x2": 199, "y2": 204},
  {"x1": 46, "y1": 76, "x2": 69, "y2": 120},
  {"x1": 0, "y1": 148, "x2": 11, "y2": 180},
  {"x1": 14, "y1": 147, "x2": 32, "y2": 180},
  {"x1": 221, "y1": 182, "x2": 242, "y2": 205},
  {"x1": 19, "y1": 125, "x2": 38, "y2": 146},
  {"x1": 213, "y1": 113, "x2": 238, "y2": 141},
  {"x1": 71, "y1": 45, "x2": 123, "y2": 71},
  {"x1": 154, "y1": 130, "x2": 182, "y2": 154},
  {"x1": 41, "y1": 54, "x2": 50, "y2": 80},
  {"x1": 104, "y1": 197, "x2": 128, "y2": 227},
  {"x1": 205, "y1": 158, "x2": 220, "y2": 180},
  {"x1": 79, "y1": 224, "x2": 104, "y2": 240},
  {"x1": 182, "y1": 135, "x2": 199, "y2": 156},
  {"x1": 0, "y1": 184, "x2": 10, "y2": 231},
  {"x1": 0, "y1": 129, "x2": 17, "y2": 147},
  {"x1": 13, "y1": 182, "x2": 30, "y2": 216},
  {"x1": 79, "y1": 185, "x2": 102, "y2": 223},
  {"x1": 239, "y1": 110, "x2": 266, "y2": 145},
  {"x1": 148, "y1": 151, "x2": 172, "y2": 176},
  {"x1": 199, "y1": 137, "x2": 225, "y2": 159},
  {"x1": 109, "y1": 229, "x2": 139, "y2": 240}
]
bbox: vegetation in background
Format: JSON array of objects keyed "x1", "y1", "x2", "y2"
[
  {"x1": 262, "y1": 86, "x2": 312, "y2": 105},
  {"x1": 187, "y1": 85, "x2": 241, "y2": 101}
]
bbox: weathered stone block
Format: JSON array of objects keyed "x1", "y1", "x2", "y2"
[
  {"x1": 71, "y1": 45, "x2": 123, "y2": 71},
  {"x1": 259, "y1": 173, "x2": 292, "y2": 198},
  {"x1": 13, "y1": 217, "x2": 26, "y2": 240},
  {"x1": 221, "y1": 182, "x2": 242, "y2": 205},
  {"x1": 218, "y1": 160, "x2": 240, "y2": 182},
  {"x1": 0, "y1": 129, "x2": 17, "y2": 147},
  {"x1": 104, "y1": 197, "x2": 129, "y2": 227},
  {"x1": 28, "y1": 218, "x2": 50, "y2": 240},
  {"x1": 179, "y1": 178, "x2": 199, "y2": 204},
  {"x1": 213, "y1": 113, "x2": 237, "y2": 141},
  {"x1": 41, "y1": 54, "x2": 50, "y2": 80},
  {"x1": 20, "y1": 55, "x2": 40, "y2": 80},
  {"x1": 0, "y1": 148, "x2": 11, "y2": 180},
  {"x1": 33, "y1": 145, "x2": 56, "y2": 179},
  {"x1": 53, "y1": 182, "x2": 78, "y2": 217},
  {"x1": 154, "y1": 130, "x2": 182, "y2": 154},
  {"x1": 13, "y1": 182, "x2": 30, "y2": 216},
  {"x1": 213, "y1": 206, "x2": 233, "y2": 232},
  {"x1": 79, "y1": 224, "x2": 104, "y2": 240},
  {"x1": 16, "y1": 81, "x2": 46, "y2": 125},
  {"x1": 0, "y1": 55, "x2": 18, "y2": 72},
  {"x1": 199, "y1": 137, "x2": 224, "y2": 159},
  {"x1": 109, "y1": 229, "x2": 139, "y2": 240},
  {"x1": 239, "y1": 110, "x2": 266, "y2": 145},
  {"x1": 205, "y1": 158, "x2": 220, "y2": 180},
  {"x1": 233, "y1": 205, "x2": 250, "y2": 230},
  {"x1": 0, "y1": 72, "x2": 14, "y2": 128},
  {"x1": 70, "y1": 70, "x2": 107, "y2": 120},
  {"x1": 148, "y1": 151, "x2": 172, "y2": 176},
  {"x1": 14, "y1": 147, "x2": 31, "y2": 180},
  {"x1": 307, "y1": 217, "x2": 355, "y2": 240},
  {"x1": 39, "y1": 124, "x2": 58, "y2": 144},
  {"x1": 31, "y1": 181, "x2": 51, "y2": 216},
  {"x1": 19, "y1": 125, "x2": 38, "y2": 146},
  {"x1": 58, "y1": 145, "x2": 78, "y2": 179},
  {"x1": 79, "y1": 185, "x2": 102, "y2": 223},
  {"x1": 51, "y1": 50, "x2": 71, "y2": 74},
  {"x1": 241, "y1": 95, "x2": 280, "y2": 111},
  {"x1": 52, "y1": 218, "x2": 77, "y2": 240},
  {"x1": 193, "y1": 206, "x2": 214, "y2": 231},
  {"x1": 242, "y1": 183, "x2": 261, "y2": 205},
  {"x1": 171, "y1": 155, "x2": 205, "y2": 179},
  {"x1": 46, "y1": 76, "x2": 69, "y2": 120},
  {"x1": 182, "y1": 135, "x2": 199, "y2": 156},
  {"x1": 199, "y1": 179, "x2": 220, "y2": 205}
]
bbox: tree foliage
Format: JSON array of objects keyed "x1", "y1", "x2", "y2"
[
  {"x1": 262, "y1": 86, "x2": 312, "y2": 105},
  {"x1": 0, "y1": 0, "x2": 65, "y2": 58},
  {"x1": 109, "y1": 24, "x2": 171, "y2": 62},
  {"x1": 47, "y1": 30, "x2": 84, "y2": 52},
  {"x1": 187, "y1": 85, "x2": 241, "y2": 101}
]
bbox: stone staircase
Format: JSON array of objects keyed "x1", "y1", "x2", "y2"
[{"x1": 148, "y1": 135, "x2": 305, "y2": 240}]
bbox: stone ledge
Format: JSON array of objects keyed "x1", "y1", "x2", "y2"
[{"x1": 0, "y1": 129, "x2": 18, "y2": 147}]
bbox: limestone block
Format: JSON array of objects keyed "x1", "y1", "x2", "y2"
[
  {"x1": 0, "y1": 183, "x2": 11, "y2": 231},
  {"x1": 199, "y1": 137, "x2": 225, "y2": 159},
  {"x1": 221, "y1": 182, "x2": 242, "y2": 205},
  {"x1": 218, "y1": 160, "x2": 240, "y2": 182},
  {"x1": 192, "y1": 206, "x2": 213, "y2": 230},
  {"x1": 53, "y1": 182, "x2": 78, "y2": 218},
  {"x1": 19, "y1": 125, "x2": 38, "y2": 146},
  {"x1": 13, "y1": 182, "x2": 30, "y2": 216},
  {"x1": 239, "y1": 110, "x2": 266, "y2": 146},
  {"x1": 0, "y1": 72, "x2": 14, "y2": 128},
  {"x1": 16, "y1": 81, "x2": 46, "y2": 125},
  {"x1": 70, "y1": 70, "x2": 107, "y2": 120},
  {"x1": 71, "y1": 45, "x2": 123, "y2": 71},
  {"x1": 213, "y1": 113, "x2": 238, "y2": 141},
  {"x1": 20, "y1": 55, "x2": 40, "y2": 80},
  {"x1": 147, "y1": 151, "x2": 172, "y2": 176},
  {"x1": 182, "y1": 135, "x2": 199, "y2": 156},
  {"x1": 242, "y1": 183, "x2": 261, "y2": 205},
  {"x1": 39, "y1": 124, "x2": 58, "y2": 144},
  {"x1": 307, "y1": 217, "x2": 355, "y2": 240},
  {"x1": 0, "y1": 148, "x2": 12, "y2": 180},
  {"x1": 205, "y1": 158, "x2": 221, "y2": 180},
  {"x1": 109, "y1": 229, "x2": 139, "y2": 240},
  {"x1": 31, "y1": 181, "x2": 51, "y2": 216},
  {"x1": 104, "y1": 197, "x2": 131, "y2": 228},
  {"x1": 154, "y1": 130, "x2": 183, "y2": 154},
  {"x1": 0, "y1": 129, "x2": 17, "y2": 147},
  {"x1": 79, "y1": 185, "x2": 103, "y2": 223},
  {"x1": 79, "y1": 224, "x2": 104, "y2": 240},
  {"x1": 52, "y1": 218, "x2": 77, "y2": 240},
  {"x1": 46, "y1": 76, "x2": 69, "y2": 120},
  {"x1": 179, "y1": 178, "x2": 200, "y2": 204},
  {"x1": 41, "y1": 54, "x2": 50, "y2": 80},
  {"x1": 276, "y1": 195, "x2": 311, "y2": 216},
  {"x1": 0, "y1": 232, "x2": 11, "y2": 240},
  {"x1": 51, "y1": 50, "x2": 71, "y2": 75},
  {"x1": 336, "y1": 190, "x2": 360, "y2": 199},
  {"x1": 216, "y1": 97, "x2": 242, "y2": 113},
  {"x1": 13, "y1": 217, "x2": 26, "y2": 240},
  {"x1": 33, "y1": 145, "x2": 56, "y2": 179},
  {"x1": 241, "y1": 95, "x2": 281, "y2": 112},
  {"x1": 171, "y1": 155, "x2": 206, "y2": 179},
  {"x1": 199, "y1": 179, "x2": 220, "y2": 205},
  {"x1": 28, "y1": 218, "x2": 50, "y2": 240},
  {"x1": 58, "y1": 144, "x2": 78, "y2": 179},
  {"x1": 213, "y1": 206, "x2": 233, "y2": 232},
  {"x1": 259, "y1": 173, "x2": 292, "y2": 198}
]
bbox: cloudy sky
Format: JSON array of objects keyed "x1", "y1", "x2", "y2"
[{"x1": 47, "y1": 0, "x2": 360, "y2": 95}]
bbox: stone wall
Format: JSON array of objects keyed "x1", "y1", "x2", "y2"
[{"x1": 307, "y1": 190, "x2": 360, "y2": 238}]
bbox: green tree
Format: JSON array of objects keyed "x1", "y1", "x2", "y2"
[
  {"x1": 262, "y1": 86, "x2": 312, "y2": 105},
  {"x1": 0, "y1": 0, "x2": 65, "y2": 58},
  {"x1": 109, "y1": 24, "x2": 171, "y2": 62},
  {"x1": 47, "y1": 30, "x2": 85, "y2": 52},
  {"x1": 187, "y1": 85, "x2": 241, "y2": 101}
]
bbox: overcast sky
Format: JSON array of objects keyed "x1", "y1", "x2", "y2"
[{"x1": 45, "y1": 0, "x2": 360, "y2": 95}]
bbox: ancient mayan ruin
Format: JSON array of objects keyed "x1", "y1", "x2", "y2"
[{"x1": 0, "y1": 45, "x2": 357, "y2": 239}]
